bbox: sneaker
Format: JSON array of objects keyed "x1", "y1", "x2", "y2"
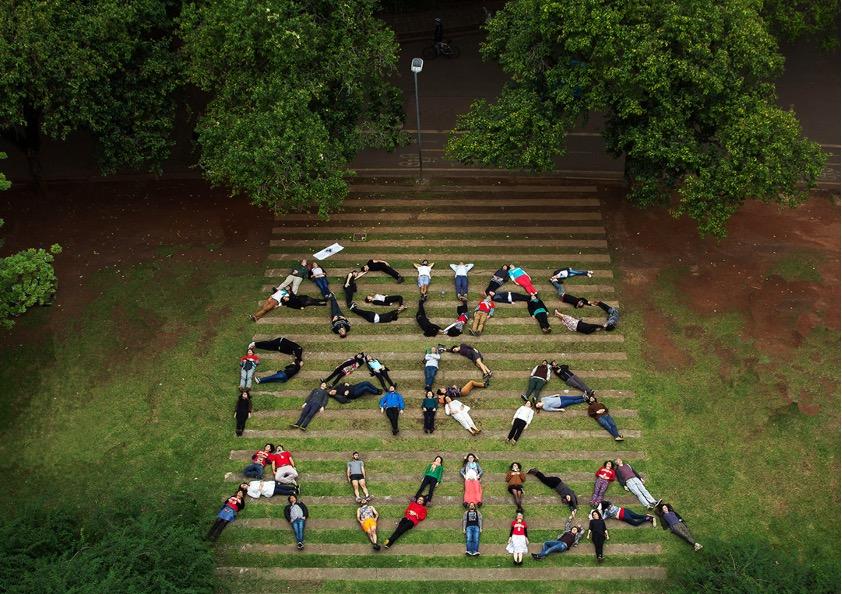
[
  {"x1": 520, "y1": 394, "x2": 528, "y2": 402},
  {"x1": 694, "y1": 543, "x2": 703, "y2": 551},
  {"x1": 397, "y1": 305, "x2": 408, "y2": 313},
  {"x1": 597, "y1": 556, "x2": 604, "y2": 563},
  {"x1": 587, "y1": 271, "x2": 594, "y2": 277},
  {"x1": 373, "y1": 543, "x2": 381, "y2": 551},
  {"x1": 465, "y1": 551, "x2": 470, "y2": 556},
  {"x1": 297, "y1": 542, "x2": 304, "y2": 550},
  {"x1": 531, "y1": 553, "x2": 542, "y2": 561},
  {"x1": 350, "y1": 302, "x2": 358, "y2": 309},
  {"x1": 383, "y1": 540, "x2": 391, "y2": 548},
  {"x1": 289, "y1": 423, "x2": 299, "y2": 429},
  {"x1": 614, "y1": 436, "x2": 624, "y2": 441},
  {"x1": 254, "y1": 377, "x2": 261, "y2": 384},
  {"x1": 299, "y1": 425, "x2": 307, "y2": 432},
  {"x1": 651, "y1": 517, "x2": 657, "y2": 528},
  {"x1": 397, "y1": 276, "x2": 405, "y2": 284},
  {"x1": 483, "y1": 377, "x2": 490, "y2": 387},
  {"x1": 527, "y1": 468, "x2": 537, "y2": 475},
  {"x1": 365, "y1": 495, "x2": 373, "y2": 502},
  {"x1": 248, "y1": 341, "x2": 256, "y2": 350},
  {"x1": 355, "y1": 497, "x2": 362, "y2": 504},
  {"x1": 474, "y1": 552, "x2": 480, "y2": 556},
  {"x1": 249, "y1": 315, "x2": 257, "y2": 322}
]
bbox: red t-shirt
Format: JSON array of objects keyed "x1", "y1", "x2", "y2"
[
  {"x1": 225, "y1": 496, "x2": 242, "y2": 511},
  {"x1": 269, "y1": 451, "x2": 292, "y2": 467},
  {"x1": 404, "y1": 502, "x2": 428, "y2": 525},
  {"x1": 252, "y1": 450, "x2": 270, "y2": 466},
  {"x1": 240, "y1": 354, "x2": 260, "y2": 364},
  {"x1": 477, "y1": 300, "x2": 495, "y2": 314},
  {"x1": 595, "y1": 467, "x2": 616, "y2": 481},
  {"x1": 511, "y1": 520, "x2": 527, "y2": 536}
]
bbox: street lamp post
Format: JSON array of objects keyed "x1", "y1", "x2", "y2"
[{"x1": 410, "y1": 58, "x2": 424, "y2": 181}]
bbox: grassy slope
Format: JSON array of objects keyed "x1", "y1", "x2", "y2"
[{"x1": 0, "y1": 198, "x2": 838, "y2": 591}]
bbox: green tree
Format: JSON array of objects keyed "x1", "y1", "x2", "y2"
[
  {"x1": 446, "y1": 0, "x2": 826, "y2": 236},
  {"x1": 180, "y1": 0, "x2": 406, "y2": 216},
  {"x1": 0, "y1": 0, "x2": 180, "y2": 181},
  {"x1": 762, "y1": 0, "x2": 840, "y2": 49}
]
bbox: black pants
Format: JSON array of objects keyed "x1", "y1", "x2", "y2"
[
  {"x1": 235, "y1": 405, "x2": 249, "y2": 436},
  {"x1": 535, "y1": 312, "x2": 550, "y2": 331},
  {"x1": 207, "y1": 519, "x2": 229, "y2": 541},
  {"x1": 415, "y1": 475, "x2": 438, "y2": 501},
  {"x1": 385, "y1": 407, "x2": 400, "y2": 434},
  {"x1": 485, "y1": 280, "x2": 503, "y2": 295},
  {"x1": 368, "y1": 261, "x2": 403, "y2": 281},
  {"x1": 575, "y1": 319, "x2": 602, "y2": 334},
  {"x1": 416, "y1": 300, "x2": 441, "y2": 336},
  {"x1": 373, "y1": 295, "x2": 403, "y2": 306},
  {"x1": 324, "y1": 363, "x2": 354, "y2": 386},
  {"x1": 273, "y1": 483, "x2": 298, "y2": 496},
  {"x1": 351, "y1": 305, "x2": 401, "y2": 324},
  {"x1": 492, "y1": 291, "x2": 530, "y2": 303},
  {"x1": 532, "y1": 470, "x2": 561, "y2": 490},
  {"x1": 561, "y1": 292, "x2": 586, "y2": 307},
  {"x1": 253, "y1": 337, "x2": 303, "y2": 360},
  {"x1": 296, "y1": 401, "x2": 321, "y2": 428},
  {"x1": 507, "y1": 418, "x2": 528, "y2": 442},
  {"x1": 422, "y1": 410, "x2": 436, "y2": 433},
  {"x1": 372, "y1": 370, "x2": 395, "y2": 390},
  {"x1": 593, "y1": 534, "x2": 605, "y2": 558},
  {"x1": 293, "y1": 295, "x2": 327, "y2": 308},
  {"x1": 344, "y1": 280, "x2": 357, "y2": 308},
  {"x1": 386, "y1": 517, "x2": 415, "y2": 545}
]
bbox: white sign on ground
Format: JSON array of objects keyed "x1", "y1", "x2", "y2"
[{"x1": 313, "y1": 243, "x2": 344, "y2": 260}]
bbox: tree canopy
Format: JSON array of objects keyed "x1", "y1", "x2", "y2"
[
  {"x1": 446, "y1": 0, "x2": 826, "y2": 236},
  {"x1": 762, "y1": 0, "x2": 840, "y2": 49},
  {"x1": 180, "y1": 0, "x2": 406, "y2": 216},
  {"x1": 0, "y1": 0, "x2": 180, "y2": 178}
]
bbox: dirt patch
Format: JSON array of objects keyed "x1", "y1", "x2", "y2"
[
  {"x1": 605, "y1": 192, "x2": 840, "y2": 365},
  {"x1": 0, "y1": 179, "x2": 272, "y2": 348},
  {"x1": 643, "y1": 309, "x2": 692, "y2": 371}
]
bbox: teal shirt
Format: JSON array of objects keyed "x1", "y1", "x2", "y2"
[
  {"x1": 424, "y1": 464, "x2": 443, "y2": 481},
  {"x1": 422, "y1": 397, "x2": 438, "y2": 411}
]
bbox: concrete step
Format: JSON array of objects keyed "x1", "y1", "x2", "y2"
[
  {"x1": 229, "y1": 450, "x2": 645, "y2": 462},
  {"x1": 267, "y1": 253, "x2": 610, "y2": 263},
  {"x1": 327, "y1": 198, "x2": 601, "y2": 208},
  {"x1": 271, "y1": 238, "x2": 608, "y2": 248},
  {"x1": 252, "y1": 333, "x2": 625, "y2": 344},
  {"x1": 218, "y1": 565, "x2": 667, "y2": 581},
  {"x1": 226, "y1": 543, "x2": 661, "y2": 557},
  {"x1": 258, "y1": 350, "x2": 626, "y2": 362},
  {"x1": 239, "y1": 494, "x2": 640, "y2": 506},
  {"x1": 239, "y1": 429, "x2": 641, "y2": 440},
  {"x1": 231, "y1": 516, "x2": 646, "y2": 531},
  {"x1": 253, "y1": 389, "x2": 635, "y2": 399},
  {"x1": 256, "y1": 314, "x2": 614, "y2": 326},
  {"x1": 249, "y1": 409, "x2": 638, "y2": 420},
  {"x1": 272, "y1": 225, "x2": 606, "y2": 235},
  {"x1": 252, "y1": 370, "x2": 629, "y2": 381},
  {"x1": 275, "y1": 212, "x2": 603, "y2": 222},
  {"x1": 347, "y1": 184, "x2": 599, "y2": 194}
]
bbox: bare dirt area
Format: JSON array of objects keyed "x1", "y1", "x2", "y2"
[
  {"x1": 603, "y1": 186, "x2": 840, "y2": 412},
  {"x1": 0, "y1": 180, "x2": 272, "y2": 346}
]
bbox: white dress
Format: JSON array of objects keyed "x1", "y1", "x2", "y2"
[
  {"x1": 506, "y1": 523, "x2": 529, "y2": 554},
  {"x1": 445, "y1": 399, "x2": 476, "y2": 431}
]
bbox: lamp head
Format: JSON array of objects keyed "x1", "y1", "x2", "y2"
[{"x1": 411, "y1": 58, "x2": 424, "y2": 73}]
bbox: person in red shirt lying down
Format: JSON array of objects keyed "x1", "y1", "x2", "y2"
[{"x1": 383, "y1": 496, "x2": 428, "y2": 549}]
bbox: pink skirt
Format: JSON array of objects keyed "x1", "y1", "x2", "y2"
[{"x1": 464, "y1": 479, "x2": 483, "y2": 504}]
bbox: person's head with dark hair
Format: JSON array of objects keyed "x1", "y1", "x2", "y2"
[
  {"x1": 450, "y1": 345, "x2": 460, "y2": 353},
  {"x1": 510, "y1": 462, "x2": 522, "y2": 472},
  {"x1": 602, "y1": 460, "x2": 614, "y2": 470},
  {"x1": 288, "y1": 494, "x2": 298, "y2": 504},
  {"x1": 432, "y1": 455, "x2": 443, "y2": 466},
  {"x1": 238, "y1": 482, "x2": 249, "y2": 492},
  {"x1": 590, "y1": 509, "x2": 602, "y2": 520},
  {"x1": 263, "y1": 443, "x2": 275, "y2": 453},
  {"x1": 338, "y1": 326, "x2": 347, "y2": 338},
  {"x1": 463, "y1": 452, "x2": 478, "y2": 467},
  {"x1": 416, "y1": 495, "x2": 426, "y2": 505},
  {"x1": 352, "y1": 451, "x2": 360, "y2": 460}
]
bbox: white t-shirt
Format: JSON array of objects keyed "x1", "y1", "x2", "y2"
[
  {"x1": 513, "y1": 405, "x2": 535, "y2": 426},
  {"x1": 247, "y1": 480, "x2": 275, "y2": 498},
  {"x1": 271, "y1": 288, "x2": 289, "y2": 302},
  {"x1": 417, "y1": 265, "x2": 432, "y2": 276},
  {"x1": 372, "y1": 313, "x2": 381, "y2": 323},
  {"x1": 311, "y1": 266, "x2": 325, "y2": 277},
  {"x1": 424, "y1": 352, "x2": 440, "y2": 368},
  {"x1": 449, "y1": 263, "x2": 474, "y2": 276},
  {"x1": 373, "y1": 293, "x2": 387, "y2": 301}
]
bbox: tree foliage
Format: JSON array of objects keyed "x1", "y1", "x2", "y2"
[
  {"x1": 446, "y1": 0, "x2": 826, "y2": 236},
  {"x1": 761, "y1": 0, "x2": 840, "y2": 49},
  {"x1": 180, "y1": 0, "x2": 406, "y2": 216},
  {"x1": 0, "y1": 0, "x2": 180, "y2": 176},
  {"x1": 0, "y1": 499, "x2": 216, "y2": 594}
]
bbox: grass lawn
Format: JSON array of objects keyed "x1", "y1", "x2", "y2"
[{"x1": 0, "y1": 187, "x2": 838, "y2": 592}]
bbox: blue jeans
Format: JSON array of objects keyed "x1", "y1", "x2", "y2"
[
  {"x1": 563, "y1": 267, "x2": 588, "y2": 278},
  {"x1": 465, "y1": 525, "x2": 480, "y2": 554},
  {"x1": 455, "y1": 276, "x2": 468, "y2": 295},
  {"x1": 258, "y1": 370, "x2": 289, "y2": 384},
  {"x1": 240, "y1": 367, "x2": 255, "y2": 389},
  {"x1": 351, "y1": 381, "x2": 381, "y2": 397},
  {"x1": 291, "y1": 518, "x2": 305, "y2": 543},
  {"x1": 424, "y1": 365, "x2": 438, "y2": 389},
  {"x1": 542, "y1": 395, "x2": 586, "y2": 411},
  {"x1": 537, "y1": 540, "x2": 568, "y2": 558},
  {"x1": 313, "y1": 277, "x2": 330, "y2": 297},
  {"x1": 550, "y1": 279, "x2": 566, "y2": 297},
  {"x1": 597, "y1": 415, "x2": 620, "y2": 438},
  {"x1": 243, "y1": 463, "x2": 264, "y2": 478}
]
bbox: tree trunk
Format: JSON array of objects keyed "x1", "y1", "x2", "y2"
[{"x1": 1, "y1": 106, "x2": 46, "y2": 194}]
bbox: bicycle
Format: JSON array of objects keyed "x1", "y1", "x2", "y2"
[{"x1": 422, "y1": 40, "x2": 461, "y2": 60}]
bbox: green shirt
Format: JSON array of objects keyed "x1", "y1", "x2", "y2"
[
  {"x1": 293, "y1": 263, "x2": 308, "y2": 276},
  {"x1": 424, "y1": 464, "x2": 443, "y2": 481},
  {"x1": 421, "y1": 397, "x2": 438, "y2": 411}
]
